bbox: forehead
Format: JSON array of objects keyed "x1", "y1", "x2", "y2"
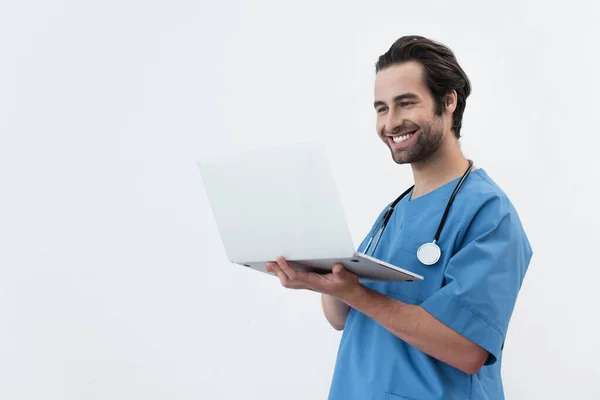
[{"x1": 374, "y1": 61, "x2": 428, "y2": 100}]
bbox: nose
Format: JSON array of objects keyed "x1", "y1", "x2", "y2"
[{"x1": 384, "y1": 109, "x2": 403, "y2": 134}]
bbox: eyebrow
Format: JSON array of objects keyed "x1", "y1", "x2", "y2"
[{"x1": 374, "y1": 92, "x2": 420, "y2": 109}]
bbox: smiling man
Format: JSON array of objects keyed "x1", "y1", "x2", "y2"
[{"x1": 266, "y1": 35, "x2": 532, "y2": 400}]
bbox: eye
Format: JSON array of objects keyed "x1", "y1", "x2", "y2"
[
  {"x1": 399, "y1": 101, "x2": 415, "y2": 107},
  {"x1": 376, "y1": 106, "x2": 387, "y2": 114}
]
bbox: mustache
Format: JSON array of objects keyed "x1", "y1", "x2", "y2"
[{"x1": 383, "y1": 123, "x2": 420, "y2": 136}]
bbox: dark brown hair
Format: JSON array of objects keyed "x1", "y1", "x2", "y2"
[{"x1": 375, "y1": 35, "x2": 471, "y2": 138}]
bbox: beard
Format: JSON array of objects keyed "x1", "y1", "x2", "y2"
[{"x1": 387, "y1": 116, "x2": 445, "y2": 165}]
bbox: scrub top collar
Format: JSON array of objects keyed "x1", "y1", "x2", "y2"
[{"x1": 401, "y1": 169, "x2": 487, "y2": 218}]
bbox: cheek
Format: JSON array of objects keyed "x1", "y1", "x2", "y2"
[{"x1": 376, "y1": 118, "x2": 385, "y2": 134}]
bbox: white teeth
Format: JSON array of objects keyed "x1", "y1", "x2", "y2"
[{"x1": 392, "y1": 133, "x2": 414, "y2": 143}]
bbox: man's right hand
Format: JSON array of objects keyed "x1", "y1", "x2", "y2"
[{"x1": 265, "y1": 258, "x2": 352, "y2": 330}]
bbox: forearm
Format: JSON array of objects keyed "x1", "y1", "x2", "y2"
[
  {"x1": 343, "y1": 285, "x2": 488, "y2": 374},
  {"x1": 321, "y1": 294, "x2": 350, "y2": 331}
]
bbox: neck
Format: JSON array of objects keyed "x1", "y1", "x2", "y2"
[{"x1": 410, "y1": 137, "x2": 470, "y2": 199}]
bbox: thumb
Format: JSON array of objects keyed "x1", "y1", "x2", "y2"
[{"x1": 332, "y1": 263, "x2": 345, "y2": 275}]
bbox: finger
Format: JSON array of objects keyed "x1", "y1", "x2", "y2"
[
  {"x1": 275, "y1": 257, "x2": 298, "y2": 280},
  {"x1": 266, "y1": 262, "x2": 283, "y2": 280},
  {"x1": 275, "y1": 257, "x2": 316, "y2": 286},
  {"x1": 280, "y1": 262, "x2": 320, "y2": 289},
  {"x1": 332, "y1": 263, "x2": 344, "y2": 274},
  {"x1": 270, "y1": 264, "x2": 311, "y2": 290},
  {"x1": 280, "y1": 274, "x2": 313, "y2": 290},
  {"x1": 265, "y1": 262, "x2": 277, "y2": 274}
]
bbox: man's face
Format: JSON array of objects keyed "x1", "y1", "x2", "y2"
[{"x1": 374, "y1": 61, "x2": 446, "y2": 165}]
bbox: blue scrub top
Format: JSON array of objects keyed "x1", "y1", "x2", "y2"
[{"x1": 328, "y1": 169, "x2": 533, "y2": 400}]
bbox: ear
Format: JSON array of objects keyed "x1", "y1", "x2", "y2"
[{"x1": 443, "y1": 90, "x2": 458, "y2": 114}]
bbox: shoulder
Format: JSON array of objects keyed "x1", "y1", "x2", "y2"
[
  {"x1": 458, "y1": 168, "x2": 517, "y2": 216},
  {"x1": 453, "y1": 168, "x2": 531, "y2": 251}
]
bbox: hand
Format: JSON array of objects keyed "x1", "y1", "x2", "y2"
[{"x1": 265, "y1": 257, "x2": 363, "y2": 302}]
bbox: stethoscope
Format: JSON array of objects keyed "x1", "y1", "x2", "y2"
[{"x1": 362, "y1": 159, "x2": 474, "y2": 266}]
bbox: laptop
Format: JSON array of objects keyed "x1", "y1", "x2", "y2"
[{"x1": 196, "y1": 141, "x2": 423, "y2": 282}]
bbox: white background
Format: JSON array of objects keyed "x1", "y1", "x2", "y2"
[{"x1": 1, "y1": 0, "x2": 599, "y2": 398}]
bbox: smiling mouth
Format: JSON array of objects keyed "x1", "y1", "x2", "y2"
[{"x1": 388, "y1": 129, "x2": 417, "y2": 144}]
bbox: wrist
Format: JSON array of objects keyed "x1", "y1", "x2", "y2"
[{"x1": 338, "y1": 282, "x2": 368, "y2": 307}]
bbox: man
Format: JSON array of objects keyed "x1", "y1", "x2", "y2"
[{"x1": 266, "y1": 35, "x2": 532, "y2": 400}]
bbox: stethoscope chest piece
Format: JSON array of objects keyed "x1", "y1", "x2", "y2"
[{"x1": 417, "y1": 242, "x2": 441, "y2": 265}]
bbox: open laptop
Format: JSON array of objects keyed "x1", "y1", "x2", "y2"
[{"x1": 196, "y1": 141, "x2": 423, "y2": 282}]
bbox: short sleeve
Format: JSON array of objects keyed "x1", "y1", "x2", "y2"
[{"x1": 419, "y1": 194, "x2": 533, "y2": 365}]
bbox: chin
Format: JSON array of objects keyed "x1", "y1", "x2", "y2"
[{"x1": 390, "y1": 149, "x2": 410, "y2": 165}]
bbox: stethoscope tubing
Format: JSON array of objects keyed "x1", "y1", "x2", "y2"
[{"x1": 363, "y1": 159, "x2": 473, "y2": 265}]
